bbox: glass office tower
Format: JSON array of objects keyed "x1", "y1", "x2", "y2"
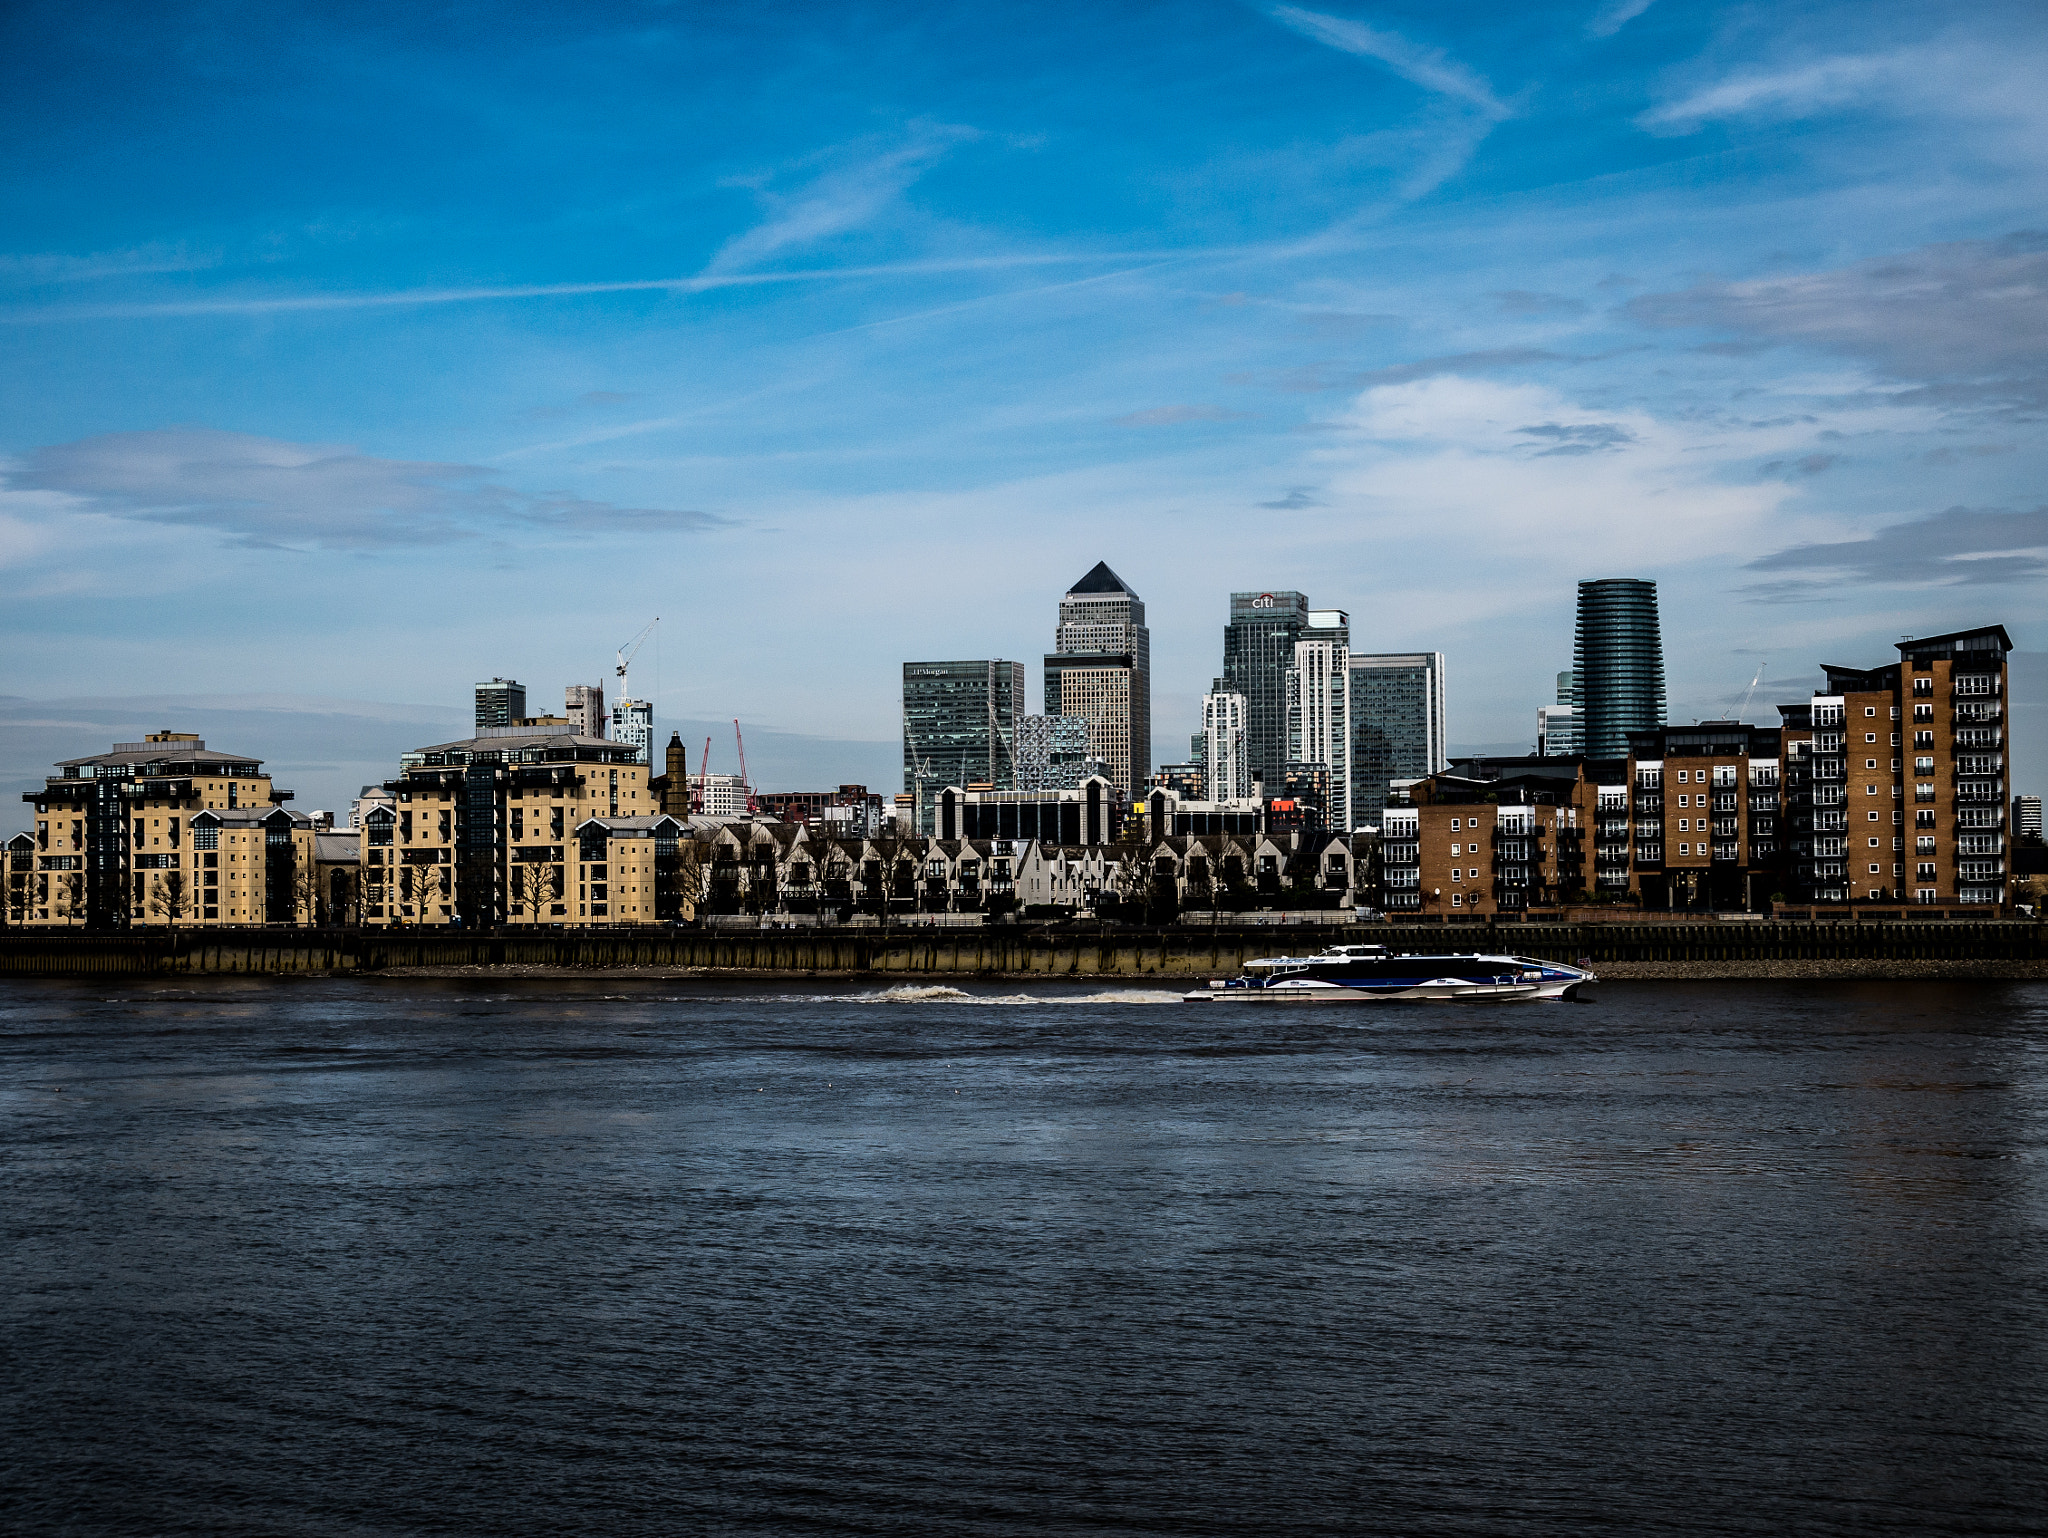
[
  {"x1": 1572, "y1": 579, "x2": 1667, "y2": 757},
  {"x1": 1348, "y1": 652, "x2": 1447, "y2": 826},
  {"x1": 1220, "y1": 591, "x2": 1310, "y2": 795},
  {"x1": 903, "y1": 660, "x2": 1025, "y2": 832}
]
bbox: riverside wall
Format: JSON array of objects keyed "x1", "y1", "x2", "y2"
[{"x1": 3, "y1": 921, "x2": 2046, "y2": 978}]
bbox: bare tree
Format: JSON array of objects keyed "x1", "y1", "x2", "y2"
[
  {"x1": 50, "y1": 870, "x2": 85, "y2": 926},
  {"x1": 400, "y1": 860, "x2": 444, "y2": 925},
  {"x1": 145, "y1": 869, "x2": 193, "y2": 931},
  {"x1": 511, "y1": 858, "x2": 557, "y2": 924}
]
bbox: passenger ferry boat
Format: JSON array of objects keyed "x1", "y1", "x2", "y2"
[{"x1": 1184, "y1": 944, "x2": 1595, "y2": 1003}]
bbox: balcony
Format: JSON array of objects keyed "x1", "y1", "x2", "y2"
[
  {"x1": 1955, "y1": 728, "x2": 2003, "y2": 749},
  {"x1": 1954, "y1": 702, "x2": 2002, "y2": 724}
]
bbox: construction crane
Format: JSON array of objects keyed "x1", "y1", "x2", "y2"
[
  {"x1": 614, "y1": 617, "x2": 658, "y2": 701},
  {"x1": 734, "y1": 720, "x2": 759, "y2": 813},
  {"x1": 697, "y1": 735, "x2": 712, "y2": 814}
]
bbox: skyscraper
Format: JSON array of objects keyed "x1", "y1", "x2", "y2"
[
  {"x1": 475, "y1": 677, "x2": 526, "y2": 732},
  {"x1": 1537, "y1": 669, "x2": 1580, "y2": 756},
  {"x1": 1572, "y1": 579, "x2": 1666, "y2": 757},
  {"x1": 1287, "y1": 609, "x2": 1352, "y2": 829},
  {"x1": 1348, "y1": 652, "x2": 1447, "y2": 826},
  {"x1": 1220, "y1": 590, "x2": 1310, "y2": 793},
  {"x1": 609, "y1": 698, "x2": 653, "y2": 763},
  {"x1": 1043, "y1": 562, "x2": 1150, "y2": 795},
  {"x1": 1203, "y1": 688, "x2": 1250, "y2": 802},
  {"x1": 565, "y1": 683, "x2": 606, "y2": 738},
  {"x1": 1014, "y1": 714, "x2": 1097, "y2": 791},
  {"x1": 903, "y1": 659, "x2": 1025, "y2": 832}
]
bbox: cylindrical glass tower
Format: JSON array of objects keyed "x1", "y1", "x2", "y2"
[{"x1": 1571, "y1": 579, "x2": 1666, "y2": 758}]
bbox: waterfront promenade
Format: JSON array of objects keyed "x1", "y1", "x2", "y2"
[{"x1": 4, "y1": 920, "x2": 2045, "y2": 979}]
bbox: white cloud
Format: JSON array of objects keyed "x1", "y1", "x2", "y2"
[
  {"x1": 1641, "y1": 52, "x2": 1900, "y2": 132},
  {"x1": 3, "y1": 429, "x2": 724, "y2": 551},
  {"x1": 1586, "y1": 0, "x2": 1656, "y2": 40},
  {"x1": 1268, "y1": 7, "x2": 1509, "y2": 118},
  {"x1": 705, "y1": 126, "x2": 980, "y2": 275},
  {"x1": 1305, "y1": 377, "x2": 1799, "y2": 602}
]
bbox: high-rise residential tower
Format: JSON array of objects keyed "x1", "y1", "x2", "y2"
[
  {"x1": 475, "y1": 677, "x2": 526, "y2": 732},
  {"x1": 1348, "y1": 652, "x2": 1447, "y2": 826},
  {"x1": 609, "y1": 698, "x2": 653, "y2": 763},
  {"x1": 1572, "y1": 579, "x2": 1667, "y2": 758},
  {"x1": 903, "y1": 659, "x2": 1025, "y2": 832},
  {"x1": 1287, "y1": 610, "x2": 1352, "y2": 829},
  {"x1": 1203, "y1": 688, "x2": 1251, "y2": 803},
  {"x1": 565, "y1": 683, "x2": 606, "y2": 739},
  {"x1": 1043, "y1": 562, "x2": 1150, "y2": 795},
  {"x1": 1537, "y1": 669, "x2": 1580, "y2": 757},
  {"x1": 1220, "y1": 590, "x2": 1310, "y2": 793}
]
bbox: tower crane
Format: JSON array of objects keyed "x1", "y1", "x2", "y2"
[
  {"x1": 734, "y1": 720, "x2": 759, "y2": 813},
  {"x1": 615, "y1": 618, "x2": 658, "y2": 701}
]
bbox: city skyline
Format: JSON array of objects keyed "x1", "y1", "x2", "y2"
[{"x1": 3, "y1": 1, "x2": 2044, "y2": 828}]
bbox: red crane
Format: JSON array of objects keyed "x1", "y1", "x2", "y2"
[{"x1": 734, "y1": 719, "x2": 759, "y2": 813}]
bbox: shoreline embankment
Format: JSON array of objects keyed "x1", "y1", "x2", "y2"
[{"x1": 4, "y1": 922, "x2": 2046, "y2": 981}]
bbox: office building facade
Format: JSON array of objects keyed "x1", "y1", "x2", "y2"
[
  {"x1": 1348, "y1": 652, "x2": 1447, "y2": 828},
  {"x1": 475, "y1": 677, "x2": 527, "y2": 732},
  {"x1": 1043, "y1": 562, "x2": 1150, "y2": 796},
  {"x1": 903, "y1": 659, "x2": 1025, "y2": 833},
  {"x1": 1220, "y1": 590, "x2": 1309, "y2": 794},
  {"x1": 1014, "y1": 713, "x2": 1099, "y2": 792},
  {"x1": 1572, "y1": 579, "x2": 1666, "y2": 757}
]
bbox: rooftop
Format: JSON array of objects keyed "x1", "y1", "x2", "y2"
[{"x1": 1066, "y1": 560, "x2": 1135, "y2": 596}]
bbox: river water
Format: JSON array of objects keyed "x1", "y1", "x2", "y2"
[{"x1": 3, "y1": 977, "x2": 2046, "y2": 1536}]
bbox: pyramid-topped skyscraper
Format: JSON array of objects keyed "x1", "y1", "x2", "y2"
[{"x1": 1043, "y1": 562, "x2": 1150, "y2": 795}]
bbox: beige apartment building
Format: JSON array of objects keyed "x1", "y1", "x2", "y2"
[
  {"x1": 359, "y1": 727, "x2": 657, "y2": 926},
  {"x1": 12, "y1": 731, "x2": 315, "y2": 928}
]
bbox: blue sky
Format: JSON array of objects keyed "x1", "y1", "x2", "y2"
[{"x1": 4, "y1": 0, "x2": 2045, "y2": 818}]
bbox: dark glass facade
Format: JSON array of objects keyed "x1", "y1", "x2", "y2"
[
  {"x1": 1348, "y1": 654, "x2": 1444, "y2": 825},
  {"x1": 1220, "y1": 591, "x2": 1308, "y2": 795},
  {"x1": 902, "y1": 660, "x2": 1024, "y2": 832},
  {"x1": 1572, "y1": 579, "x2": 1666, "y2": 758}
]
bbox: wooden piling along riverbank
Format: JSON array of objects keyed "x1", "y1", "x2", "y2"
[{"x1": 3, "y1": 922, "x2": 2046, "y2": 978}]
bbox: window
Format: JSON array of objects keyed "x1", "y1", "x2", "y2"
[
  {"x1": 1865, "y1": 707, "x2": 1877, "y2": 717},
  {"x1": 1918, "y1": 862, "x2": 1937, "y2": 878},
  {"x1": 1450, "y1": 817, "x2": 1461, "y2": 830},
  {"x1": 1867, "y1": 785, "x2": 1877, "y2": 795},
  {"x1": 1869, "y1": 864, "x2": 1881, "y2": 874},
  {"x1": 1868, "y1": 811, "x2": 1879, "y2": 821},
  {"x1": 1679, "y1": 843, "x2": 1690, "y2": 855},
  {"x1": 1451, "y1": 893, "x2": 1462, "y2": 906},
  {"x1": 1469, "y1": 869, "x2": 1478, "y2": 879},
  {"x1": 1869, "y1": 837, "x2": 1879, "y2": 847}
]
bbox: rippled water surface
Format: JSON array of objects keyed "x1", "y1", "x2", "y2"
[{"x1": 4, "y1": 976, "x2": 2047, "y2": 1536}]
